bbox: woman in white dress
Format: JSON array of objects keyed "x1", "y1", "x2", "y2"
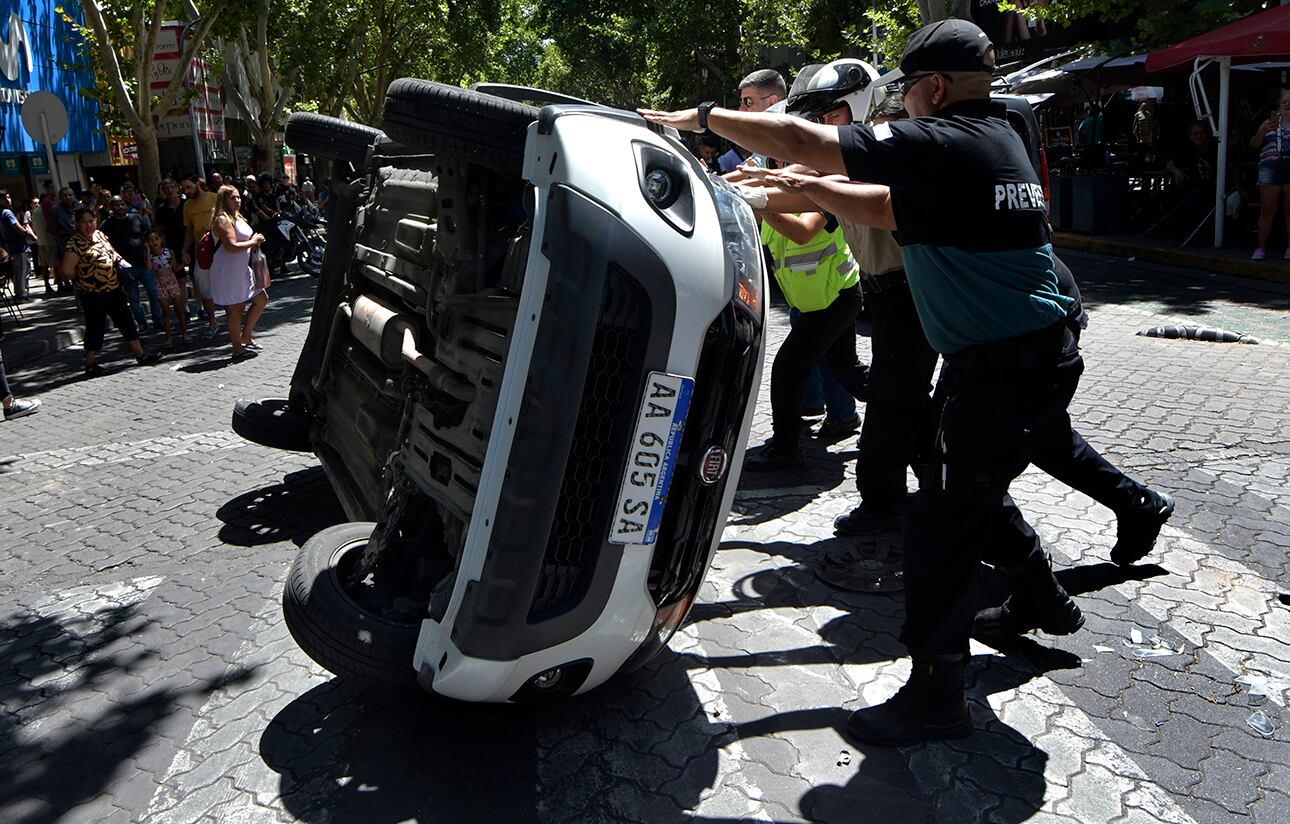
[{"x1": 208, "y1": 185, "x2": 268, "y2": 359}]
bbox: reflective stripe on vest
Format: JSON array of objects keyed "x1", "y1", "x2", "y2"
[{"x1": 760, "y1": 221, "x2": 859, "y2": 313}]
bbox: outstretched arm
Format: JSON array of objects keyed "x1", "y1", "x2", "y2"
[
  {"x1": 740, "y1": 166, "x2": 895, "y2": 230},
  {"x1": 638, "y1": 107, "x2": 847, "y2": 175},
  {"x1": 761, "y1": 211, "x2": 829, "y2": 245}
]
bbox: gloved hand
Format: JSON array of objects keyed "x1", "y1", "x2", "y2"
[{"x1": 732, "y1": 184, "x2": 768, "y2": 210}]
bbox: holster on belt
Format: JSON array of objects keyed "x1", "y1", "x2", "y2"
[{"x1": 858, "y1": 269, "x2": 908, "y2": 294}]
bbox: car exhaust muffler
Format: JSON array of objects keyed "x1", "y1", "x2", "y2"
[{"x1": 350, "y1": 294, "x2": 476, "y2": 402}]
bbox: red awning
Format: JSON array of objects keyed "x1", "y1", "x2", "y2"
[{"x1": 1147, "y1": 5, "x2": 1290, "y2": 73}]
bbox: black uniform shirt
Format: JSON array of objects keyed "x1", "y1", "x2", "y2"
[{"x1": 837, "y1": 99, "x2": 1073, "y2": 353}]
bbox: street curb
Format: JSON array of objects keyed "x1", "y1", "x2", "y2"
[
  {"x1": 1054, "y1": 232, "x2": 1290, "y2": 285},
  {"x1": 1, "y1": 326, "x2": 82, "y2": 367}
]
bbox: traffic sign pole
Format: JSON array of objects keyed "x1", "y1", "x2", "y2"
[{"x1": 39, "y1": 112, "x2": 62, "y2": 191}]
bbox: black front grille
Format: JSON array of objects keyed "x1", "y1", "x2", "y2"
[
  {"x1": 528, "y1": 267, "x2": 651, "y2": 617},
  {"x1": 648, "y1": 305, "x2": 761, "y2": 606}
]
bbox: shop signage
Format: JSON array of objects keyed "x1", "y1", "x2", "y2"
[
  {"x1": 0, "y1": 1, "x2": 105, "y2": 155},
  {"x1": 1, "y1": 156, "x2": 19, "y2": 176},
  {"x1": 970, "y1": 1, "x2": 1136, "y2": 65},
  {"x1": 108, "y1": 135, "x2": 138, "y2": 165},
  {"x1": 29, "y1": 153, "x2": 46, "y2": 173},
  {"x1": 1, "y1": 12, "x2": 32, "y2": 83},
  {"x1": 150, "y1": 24, "x2": 227, "y2": 141}
]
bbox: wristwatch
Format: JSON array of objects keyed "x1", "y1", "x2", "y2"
[{"x1": 697, "y1": 101, "x2": 718, "y2": 133}]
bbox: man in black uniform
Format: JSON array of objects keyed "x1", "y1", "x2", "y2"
[
  {"x1": 745, "y1": 95, "x2": 1175, "y2": 603},
  {"x1": 641, "y1": 19, "x2": 1166, "y2": 746}
]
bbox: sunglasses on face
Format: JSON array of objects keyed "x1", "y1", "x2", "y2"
[
  {"x1": 739, "y1": 93, "x2": 772, "y2": 108},
  {"x1": 899, "y1": 73, "x2": 954, "y2": 95},
  {"x1": 898, "y1": 74, "x2": 934, "y2": 94}
]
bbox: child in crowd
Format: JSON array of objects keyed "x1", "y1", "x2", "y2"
[{"x1": 146, "y1": 229, "x2": 190, "y2": 346}]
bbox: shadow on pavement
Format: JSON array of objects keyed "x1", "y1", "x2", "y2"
[
  {"x1": 730, "y1": 444, "x2": 851, "y2": 526},
  {"x1": 260, "y1": 646, "x2": 729, "y2": 823},
  {"x1": 256, "y1": 526, "x2": 1078, "y2": 823},
  {"x1": 260, "y1": 681, "x2": 542, "y2": 823},
  {"x1": 1066, "y1": 249, "x2": 1290, "y2": 315},
  {"x1": 0, "y1": 599, "x2": 256, "y2": 824},
  {"x1": 216, "y1": 466, "x2": 345, "y2": 548}
]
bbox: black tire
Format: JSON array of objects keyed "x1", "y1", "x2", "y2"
[
  {"x1": 382, "y1": 78, "x2": 539, "y2": 174},
  {"x1": 285, "y1": 113, "x2": 382, "y2": 166},
  {"x1": 298, "y1": 231, "x2": 325, "y2": 277},
  {"x1": 231, "y1": 398, "x2": 313, "y2": 452},
  {"x1": 283, "y1": 523, "x2": 421, "y2": 687}
]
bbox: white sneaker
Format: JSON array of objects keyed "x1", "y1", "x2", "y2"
[{"x1": 3, "y1": 398, "x2": 41, "y2": 420}]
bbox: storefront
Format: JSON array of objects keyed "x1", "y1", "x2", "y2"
[{"x1": 0, "y1": 0, "x2": 106, "y2": 200}]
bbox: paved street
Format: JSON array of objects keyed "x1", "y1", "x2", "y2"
[{"x1": 1, "y1": 250, "x2": 1288, "y2": 823}]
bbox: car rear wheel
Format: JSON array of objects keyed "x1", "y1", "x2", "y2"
[
  {"x1": 283, "y1": 522, "x2": 422, "y2": 687},
  {"x1": 381, "y1": 79, "x2": 539, "y2": 174},
  {"x1": 231, "y1": 398, "x2": 313, "y2": 452},
  {"x1": 284, "y1": 113, "x2": 382, "y2": 167}
]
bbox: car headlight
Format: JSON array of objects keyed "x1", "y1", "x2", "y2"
[
  {"x1": 644, "y1": 168, "x2": 677, "y2": 206},
  {"x1": 711, "y1": 177, "x2": 764, "y2": 317}
]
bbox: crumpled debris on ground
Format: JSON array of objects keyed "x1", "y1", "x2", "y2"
[
  {"x1": 1124, "y1": 628, "x2": 1186, "y2": 659},
  {"x1": 1235, "y1": 670, "x2": 1290, "y2": 703},
  {"x1": 1247, "y1": 710, "x2": 1276, "y2": 737}
]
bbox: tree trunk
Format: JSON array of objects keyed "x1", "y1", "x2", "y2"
[
  {"x1": 136, "y1": 129, "x2": 163, "y2": 203},
  {"x1": 256, "y1": 130, "x2": 276, "y2": 174}
]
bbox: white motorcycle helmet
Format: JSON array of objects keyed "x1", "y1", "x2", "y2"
[{"x1": 786, "y1": 58, "x2": 885, "y2": 124}]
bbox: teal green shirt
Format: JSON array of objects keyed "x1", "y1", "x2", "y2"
[{"x1": 900, "y1": 243, "x2": 1073, "y2": 354}]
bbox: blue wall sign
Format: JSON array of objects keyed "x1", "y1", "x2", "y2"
[{"x1": 0, "y1": 0, "x2": 105, "y2": 155}]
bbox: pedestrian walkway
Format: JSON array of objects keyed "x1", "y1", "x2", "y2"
[
  {"x1": 1056, "y1": 231, "x2": 1290, "y2": 286},
  {"x1": 0, "y1": 289, "x2": 84, "y2": 367},
  {"x1": 0, "y1": 253, "x2": 1287, "y2": 823}
]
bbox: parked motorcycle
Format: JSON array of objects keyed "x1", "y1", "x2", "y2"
[{"x1": 260, "y1": 210, "x2": 326, "y2": 277}]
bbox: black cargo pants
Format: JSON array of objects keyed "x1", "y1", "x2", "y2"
[
  {"x1": 770, "y1": 285, "x2": 869, "y2": 446},
  {"x1": 855, "y1": 275, "x2": 938, "y2": 514},
  {"x1": 900, "y1": 322, "x2": 1078, "y2": 656}
]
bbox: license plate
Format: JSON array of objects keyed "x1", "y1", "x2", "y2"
[{"x1": 608, "y1": 372, "x2": 694, "y2": 545}]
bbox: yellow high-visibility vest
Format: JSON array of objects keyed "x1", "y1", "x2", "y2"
[{"x1": 760, "y1": 218, "x2": 859, "y2": 313}]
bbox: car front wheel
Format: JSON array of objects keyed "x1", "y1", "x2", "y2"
[{"x1": 283, "y1": 522, "x2": 422, "y2": 687}]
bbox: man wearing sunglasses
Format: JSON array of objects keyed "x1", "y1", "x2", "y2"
[
  {"x1": 736, "y1": 69, "x2": 786, "y2": 113},
  {"x1": 641, "y1": 19, "x2": 1108, "y2": 747}
]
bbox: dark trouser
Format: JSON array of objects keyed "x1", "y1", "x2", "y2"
[
  {"x1": 901, "y1": 322, "x2": 1077, "y2": 656},
  {"x1": 794, "y1": 307, "x2": 858, "y2": 421},
  {"x1": 79, "y1": 288, "x2": 140, "y2": 352},
  {"x1": 856, "y1": 276, "x2": 938, "y2": 514},
  {"x1": 0, "y1": 351, "x2": 9, "y2": 399},
  {"x1": 770, "y1": 286, "x2": 869, "y2": 445},
  {"x1": 1028, "y1": 354, "x2": 1149, "y2": 516}
]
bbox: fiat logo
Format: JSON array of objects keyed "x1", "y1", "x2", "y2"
[{"x1": 699, "y1": 446, "x2": 728, "y2": 485}]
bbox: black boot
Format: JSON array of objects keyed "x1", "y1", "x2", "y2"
[
  {"x1": 833, "y1": 496, "x2": 912, "y2": 536},
  {"x1": 974, "y1": 556, "x2": 1084, "y2": 639},
  {"x1": 744, "y1": 439, "x2": 805, "y2": 472},
  {"x1": 845, "y1": 655, "x2": 972, "y2": 747},
  {"x1": 1111, "y1": 489, "x2": 1175, "y2": 566}
]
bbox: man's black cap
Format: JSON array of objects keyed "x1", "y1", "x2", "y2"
[{"x1": 900, "y1": 19, "x2": 996, "y2": 75}]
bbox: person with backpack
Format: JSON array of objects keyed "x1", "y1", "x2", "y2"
[{"x1": 182, "y1": 176, "x2": 220, "y2": 338}]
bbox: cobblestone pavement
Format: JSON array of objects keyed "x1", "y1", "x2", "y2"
[{"x1": 1, "y1": 254, "x2": 1288, "y2": 823}]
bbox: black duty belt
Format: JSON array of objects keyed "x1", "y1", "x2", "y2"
[
  {"x1": 944, "y1": 321, "x2": 1074, "y2": 382},
  {"x1": 858, "y1": 269, "x2": 907, "y2": 294}
]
